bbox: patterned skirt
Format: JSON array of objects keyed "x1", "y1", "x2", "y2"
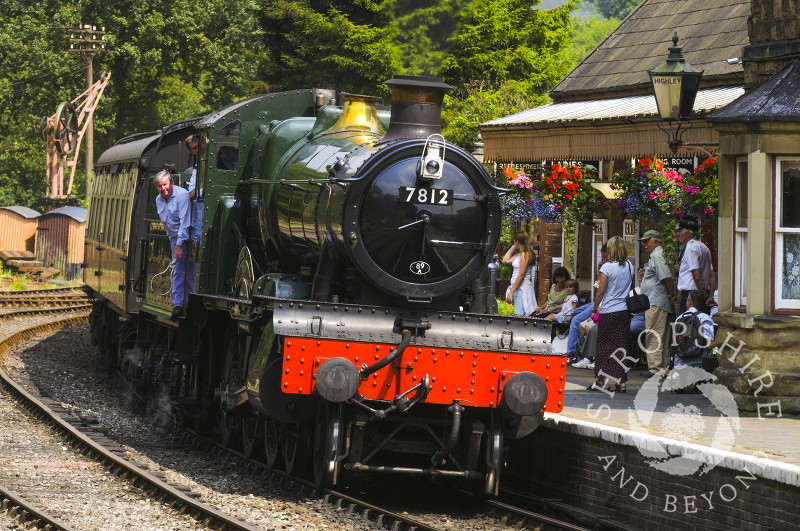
[{"x1": 594, "y1": 310, "x2": 633, "y2": 383}]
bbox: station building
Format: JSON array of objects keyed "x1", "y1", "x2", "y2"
[{"x1": 481, "y1": 0, "x2": 800, "y2": 413}]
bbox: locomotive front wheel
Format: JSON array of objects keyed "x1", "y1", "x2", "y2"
[
  {"x1": 264, "y1": 419, "x2": 282, "y2": 469},
  {"x1": 217, "y1": 410, "x2": 240, "y2": 449},
  {"x1": 282, "y1": 424, "x2": 309, "y2": 476},
  {"x1": 217, "y1": 322, "x2": 245, "y2": 449},
  {"x1": 241, "y1": 415, "x2": 263, "y2": 458},
  {"x1": 312, "y1": 402, "x2": 343, "y2": 487},
  {"x1": 476, "y1": 414, "x2": 503, "y2": 498}
]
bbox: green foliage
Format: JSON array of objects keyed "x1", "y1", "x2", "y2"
[
  {"x1": 567, "y1": 15, "x2": 620, "y2": 64},
  {"x1": 496, "y1": 297, "x2": 515, "y2": 314},
  {"x1": 439, "y1": 0, "x2": 578, "y2": 150},
  {"x1": 441, "y1": 78, "x2": 550, "y2": 150},
  {"x1": 0, "y1": 3, "x2": 83, "y2": 208},
  {"x1": 0, "y1": 0, "x2": 614, "y2": 212},
  {"x1": 611, "y1": 155, "x2": 719, "y2": 265},
  {"x1": 387, "y1": 0, "x2": 468, "y2": 75},
  {"x1": 441, "y1": 0, "x2": 578, "y2": 93},
  {"x1": 583, "y1": 0, "x2": 638, "y2": 19},
  {"x1": 256, "y1": 0, "x2": 394, "y2": 93}
]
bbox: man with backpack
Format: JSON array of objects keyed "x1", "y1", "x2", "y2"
[{"x1": 671, "y1": 290, "x2": 717, "y2": 369}]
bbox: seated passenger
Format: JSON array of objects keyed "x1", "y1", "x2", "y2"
[{"x1": 546, "y1": 279, "x2": 579, "y2": 323}]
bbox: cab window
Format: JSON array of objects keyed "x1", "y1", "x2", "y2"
[{"x1": 216, "y1": 120, "x2": 240, "y2": 171}]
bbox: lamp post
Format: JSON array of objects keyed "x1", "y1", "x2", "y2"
[{"x1": 648, "y1": 32, "x2": 703, "y2": 153}]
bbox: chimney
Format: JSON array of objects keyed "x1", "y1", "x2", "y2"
[{"x1": 382, "y1": 76, "x2": 452, "y2": 141}]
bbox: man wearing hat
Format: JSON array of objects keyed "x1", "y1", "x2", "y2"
[
  {"x1": 674, "y1": 219, "x2": 712, "y2": 315},
  {"x1": 639, "y1": 230, "x2": 676, "y2": 375}
]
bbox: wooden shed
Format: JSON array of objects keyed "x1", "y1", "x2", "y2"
[
  {"x1": 36, "y1": 206, "x2": 87, "y2": 281},
  {"x1": 0, "y1": 206, "x2": 40, "y2": 254}
]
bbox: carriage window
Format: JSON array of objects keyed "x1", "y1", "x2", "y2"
[{"x1": 216, "y1": 120, "x2": 240, "y2": 171}]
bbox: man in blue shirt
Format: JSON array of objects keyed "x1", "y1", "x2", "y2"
[{"x1": 153, "y1": 170, "x2": 195, "y2": 317}]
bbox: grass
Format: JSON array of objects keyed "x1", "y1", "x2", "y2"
[{"x1": 1, "y1": 269, "x2": 78, "y2": 291}]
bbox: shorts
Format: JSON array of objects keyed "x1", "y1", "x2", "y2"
[{"x1": 556, "y1": 313, "x2": 568, "y2": 324}]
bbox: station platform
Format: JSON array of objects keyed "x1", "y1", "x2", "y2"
[
  {"x1": 504, "y1": 352, "x2": 800, "y2": 529},
  {"x1": 556, "y1": 364, "x2": 800, "y2": 471}
]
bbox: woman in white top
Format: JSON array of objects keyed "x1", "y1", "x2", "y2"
[
  {"x1": 589, "y1": 236, "x2": 634, "y2": 393},
  {"x1": 502, "y1": 231, "x2": 536, "y2": 316}
]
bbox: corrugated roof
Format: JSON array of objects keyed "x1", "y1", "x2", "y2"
[
  {"x1": 709, "y1": 58, "x2": 800, "y2": 123},
  {"x1": 97, "y1": 131, "x2": 161, "y2": 165},
  {"x1": 483, "y1": 86, "x2": 744, "y2": 128},
  {"x1": 0, "y1": 206, "x2": 40, "y2": 219},
  {"x1": 41, "y1": 206, "x2": 87, "y2": 223},
  {"x1": 552, "y1": 0, "x2": 749, "y2": 101}
]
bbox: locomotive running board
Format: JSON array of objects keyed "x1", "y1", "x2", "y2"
[{"x1": 272, "y1": 299, "x2": 555, "y2": 355}]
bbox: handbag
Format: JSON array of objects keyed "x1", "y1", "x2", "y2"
[{"x1": 625, "y1": 263, "x2": 650, "y2": 314}]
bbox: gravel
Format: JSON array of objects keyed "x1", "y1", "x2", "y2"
[
  {"x1": 1, "y1": 322, "x2": 376, "y2": 530},
  {"x1": 1, "y1": 310, "x2": 510, "y2": 530}
]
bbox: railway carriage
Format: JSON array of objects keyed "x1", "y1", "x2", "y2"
[{"x1": 85, "y1": 76, "x2": 566, "y2": 496}]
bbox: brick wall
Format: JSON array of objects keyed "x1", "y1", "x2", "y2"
[{"x1": 505, "y1": 424, "x2": 800, "y2": 530}]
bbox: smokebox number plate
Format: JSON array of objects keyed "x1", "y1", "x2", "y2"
[{"x1": 399, "y1": 186, "x2": 453, "y2": 206}]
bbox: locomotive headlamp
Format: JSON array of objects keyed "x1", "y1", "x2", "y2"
[
  {"x1": 501, "y1": 371, "x2": 548, "y2": 415},
  {"x1": 420, "y1": 134, "x2": 446, "y2": 180},
  {"x1": 314, "y1": 358, "x2": 360, "y2": 402}
]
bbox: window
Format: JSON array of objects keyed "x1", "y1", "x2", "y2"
[
  {"x1": 775, "y1": 158, "x2": 800, "y2": 309},
  {"x1": 735, "y1": 159, "x2": 747, "y2": 307},
  {"x1": 216, "y1": 120, "x2": 240, "y2": 170}
]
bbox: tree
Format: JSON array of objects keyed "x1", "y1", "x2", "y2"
[
  {"x1": 442, "y1": 79, "x2": 550, "y2": 150},
  {"x1": 567, "y1": 15, "x2": 620, "y2": 64},
  {"x1": 441, "y1": 0, "x2": 578, "y2": 94},
  {"x1": 386, "y1": 0, "x2": 468, "y2": 76},
  {"x1": 0, "y1": 0, "x2": 271, "y2": 209},
  {"x1": 440, "y1": 0, "x2": 578, "y2": 149},
  {"x1": 0, "y1": 2, "x2": 86, "y2": 207},
  {"x1": 585, "y1": 0, "x2": 638, "y2": 20},
  {"x1": 255, "y1": 0, "x2": 394, "y2": 93}
]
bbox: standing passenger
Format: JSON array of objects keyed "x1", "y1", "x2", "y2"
[
  {"x1": 589, "y1": 236, "x2": 634, "y2": 393},
  {"x1": 502, "y1": 231, "x2": 536, "y2": 315},
  {"x1": 674, "y1": 219, "x2": 712, "y2": 314},
  {"x1": 153, "y1": 170, "x2": 195, "y2": 317},
  {"x1": 639, "y1": 231, "x2": 675, "y2": 376}
]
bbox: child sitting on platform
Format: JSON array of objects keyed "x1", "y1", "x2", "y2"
[{"x1": 547, "y1": 279, "x2": 579, "y2": 324}]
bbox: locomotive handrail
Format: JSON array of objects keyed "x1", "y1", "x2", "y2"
[{"x1": 250, "y1": 178, "x2": 332, "y2": 184}]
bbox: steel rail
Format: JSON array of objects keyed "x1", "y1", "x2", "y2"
[
  {"x1": 487, "y1": 499, "x2": 594, "y2": 531},
  {"x1": 0, "y1": 287, "x2": 84, "y2": 297},
  {"x1": 0, "y1": 483, "x2": 76, "y2": 531},
  {"x1": 0, "y1": 316, "x2": 262, "y2": 531},
  {"x1": 0, "y1": 304, "x2": 92, "y2": 321},
  {"x1": 0, "y1": 296, "x2": 89, "y2": 309}
]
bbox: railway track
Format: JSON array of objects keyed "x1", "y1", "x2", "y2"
[
  {"x1": 0, "y1": 304, "x2": 92, "y2": 321},
  {"x1": 0, "y1": 287, "x2": 85, "y2": 297},
  {"x1": 0, "y1": 295, "x2": 89, "y2": 309},
  {"x1": 0, "y1": 317, "x2": 266, "y2": 530},
  {"x1": 0, "y1": 289, "x2": 586, "y2": 531}
]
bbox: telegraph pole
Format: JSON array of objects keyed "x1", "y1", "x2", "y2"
[{"x1": 69, "y1": 24, "x2": 105, "y2": 181}]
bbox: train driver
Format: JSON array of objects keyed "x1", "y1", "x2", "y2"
[{"x1": 153, "y1": 170, "x2": 196, "y2": 317}]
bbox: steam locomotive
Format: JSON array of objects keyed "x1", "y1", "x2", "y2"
[{"x1": 84, "y1": 75, "x2": 564, "y2": 496}]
